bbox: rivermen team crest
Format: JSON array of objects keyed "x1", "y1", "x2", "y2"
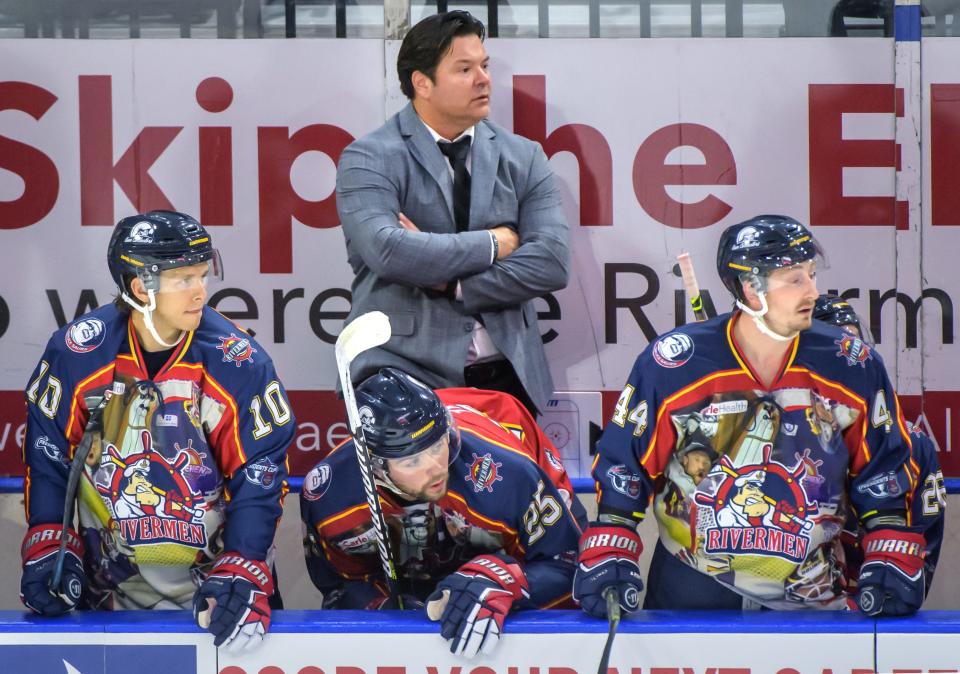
[
  {"x1": 96, "y1": 430, "x2": 208, "y2": 549},
  {"x1": 693, "y1": 445, "x2": 819, "y2": 563},
  {"x1": 835, "y1": 333, "x2": 872, "y2": 368},
  {"x1": 217, "y1": 333, "x2": 257, "y2": 367},
  {"x1": 465, "y1": 453, "x2": 503, "y2": 493}
]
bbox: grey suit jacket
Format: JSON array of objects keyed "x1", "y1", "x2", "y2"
[{"x1": 335, "y1": 103, "x2": 570, "y2": 412}]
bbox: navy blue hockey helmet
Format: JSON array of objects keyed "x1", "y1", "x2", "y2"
[
  {"x1": 814, "y1": 293, "x2": 872, "y2": 342},
  {"x1": 107, "y1": 210, "x2": 222, "y2": 294},
  {"x1": 355, "y1": 368, "x2": 460, "y2": 463},
  {"x1": 716, "y1": 215, "x2": 825, "y2": 302}
]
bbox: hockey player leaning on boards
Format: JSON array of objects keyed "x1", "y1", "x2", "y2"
[
  {"x1": 300, "y1": 368, "x2": 582, "y2": 658},
  {"x1": 812, "y1": 294, "x2": 945, "y2": 606},
  {"x1": 574, "y1": 215, "x2": 927, "y2": 616},
  {"x1": 20, "y1": 211, "x2": 294, "y2": 652}
]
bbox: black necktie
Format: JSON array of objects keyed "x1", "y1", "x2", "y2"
[{"x1": 437, "y1": 136, "x2": 472, "y2": 233}]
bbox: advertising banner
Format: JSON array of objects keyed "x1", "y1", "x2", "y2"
[{"x1": 2, "y1": 38, "x2": 959, "y2": 476}]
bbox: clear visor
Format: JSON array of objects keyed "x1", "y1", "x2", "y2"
[
  {"x1": 756, "y1": 253, "x2": 827, "y2": 294},
  {"x1": 141, "y1": 251, "x2": 223, "y2": 295},
  {"x1": 379, "y1": 415, "x2": 461, "y2": 476}
]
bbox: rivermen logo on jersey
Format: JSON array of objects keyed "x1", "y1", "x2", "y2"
[
  {"x1": 835, "y1": 333, "x2": 872, "y2": 368},
  {"x1": 95, "y1": 431, "x2": 207, "y2": 549},
  {"x1": 465, "y1": 453, "x2": 503, "y2": 493},
  {"x1": 65, "y1": 318, "x2": 106, "y2": 353},
  {"x1": 216, "y1": 333, "x2": 257, "y2": 367},
  {"x1": 694, "y1": 446, "x2": 819, "y2": 563},
  {"x1": 653, "y1": 333, "x2": 694, "y2": 368}
]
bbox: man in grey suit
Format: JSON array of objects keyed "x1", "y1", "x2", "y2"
[{"x1": 335, "y1": 11, "x2": 570, "y2": 414}]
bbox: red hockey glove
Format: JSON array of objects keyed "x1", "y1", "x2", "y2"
[
  {"x1": 857, "y1": 527, "x2": 925, "y2": 617},
  {"x1": 193, "y1": 553, "x2": 274, "y2": 652},
  {"x1": 573, "y1": 525, "x2": 643, "y2": 618},
  {"x1": 20, "y1": 524, "x2": 86, "y2": 616},
  {"x1": 426, "y1": 553, "x2": 530, "y2": 658}
]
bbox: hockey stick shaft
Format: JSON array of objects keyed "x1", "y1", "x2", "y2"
[
  {"x1": 597, "y1": 586, "x2": 621, "y2": 674},
  {"x1": 677, "y1": 252, "x2": 708, "y2": 322},
  {"x1": 50, "y1": 391, "x2": 111, "y2": 595},
  {"x1": 334, "y1": 312, "x2": 403, "y2": 606}
]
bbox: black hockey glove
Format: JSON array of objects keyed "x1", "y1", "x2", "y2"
[
  {"x1": 426, "y1": 553, "x2": 529, "y2": 658},
  {"x1": 194, "y1": 553, "x2": 274, "y2": 652},
  {"x1": 857, "y1": 527, "x2": 926, "y2": 617},
  {"x1": 573, "y1": 525, "x2": 643, "y2": 619},
  {"x1": 20, "y1": 524, "x2": 86, "y2": 616}
]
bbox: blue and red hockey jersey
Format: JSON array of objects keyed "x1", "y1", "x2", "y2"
[
  {"x1": 23, "y1": 304, "x2": 294, "y2": 609},
  {"x1": 593, "y1": 311, "x2": 919, "y2": 609},
  {"x1": 300, "y1": 393, "x2": 582, "y2": 610}
]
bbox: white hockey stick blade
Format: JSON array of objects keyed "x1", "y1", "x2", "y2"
[{"x1": 335, "y1": 311, "x2": 392, "y2": 365}]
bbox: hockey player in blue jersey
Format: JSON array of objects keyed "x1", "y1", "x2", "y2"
[
  {"x1": 574, "y1": 215, "x2": 925, "y2": 616},
  {"x1": 813, "y1": 293, "x2": 945, "y2": 601},
  {"x1": 300, "y1": 368, "x2": 581, "y2": 657},
  {"x1": 20, "y1": 211, "x2": 294, "y2": 652}
]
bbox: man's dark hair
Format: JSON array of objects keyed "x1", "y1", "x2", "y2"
[{"x1": 397, "y1": 11, "x2": 485, "y2": 100}]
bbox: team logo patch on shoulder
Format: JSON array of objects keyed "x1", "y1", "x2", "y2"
[
  {"x1": 653, "y1": 333, "x2": 694, "y2": 368},
  {"x1": 244, "y1": 456, "x2": 280, "y2": 488},
  {"x1": 303, "y1": 463, "x2": 332, "y2": 501},
  {"x1": 35, "y1": 436, "x2": 67, "y2": 466},
  {"x1": 217, "y1": 333, "x2": 257, "y2": 367},
  {"x1": 856, "y1": 470, "x2": 903, "y2": 498},
  {"x1": 607, "y1": 464, "x2": 644, "y2": 499},
  {"x1": 465, "y1": 452, "x2": 503, "y2": 493},
  {"x1": 835, "y1": 334, "x2": 872, "y2": 368},
  {"x1": 65, "y1": 318, "x2": 106, "y2": 353}
]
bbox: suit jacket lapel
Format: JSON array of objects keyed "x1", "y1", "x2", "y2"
[
  {"x1": 398, "y1": 104, "x2": 455, "y2": 224},
  {"x1": 469, "y1": 121, "x2": 499, "y2": 230}
]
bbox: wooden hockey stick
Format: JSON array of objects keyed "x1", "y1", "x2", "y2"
[
  {"x1": 334, "y1": 311, "x2": 403, "y2": 607},
  {"x1": 677, "y1": 252, "x2": 709, "y2": 322}
]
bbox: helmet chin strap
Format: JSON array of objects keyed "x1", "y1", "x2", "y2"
[
  {"x1": 736, "y1": 293, "x2": 794, "y2": 343},
  {"x1": 122, "y1": 289, "x2": 185, "y2": 349}
]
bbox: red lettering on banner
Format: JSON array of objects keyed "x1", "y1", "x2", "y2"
[
  {"x1": 682, "y1": 669, "x2": 715, "y2": 674},
  {"x1": 257, "y1": 124, "x2": 354, "y2": 273},
  {"x1": 808, "y1": 84, "x2": 906, "y2": 229},
  {"x1": 650, "y1": 669, "x2": 679, "y2": 674},
  {"x1": 336, "y1": 667, "x2": 365, "y2": 674},
  {"x1": 259, "y1": 668, "x2": 285, "y2": 674},
  {"x1": 471, "y1": 668, "x2": 497, "y2": 674},
  {"x1": 930, "y1": 84, "x2": 960, "y2": 226},
  {"x1": 513, "y1": 75, "x2": 613, "y2": 227},
  {"x1": 548, "y1": 669, "x2": 577, "y2": 674},
  {"x1": 0, "y1": 81, "x2": 60, "y2": 229},
  {"x1": 78, "y1": 75, "x2": 182, "y2": 226},
  {"x1": 196, "y1": 77, "x2": 235, "y2": 226},
  {"x1": 633, "y1": 124, "x2": 736, "y2": 230},
  {"x1": 299, "y1": 668, "x2": 325, "y2": 674},
  {"x1": 218, "y1": 667, "x2": 245, "y2": 674},
  {"x1": 377, "y1": 668, "x2": 405, "y2": 674},
  {"x1": 776, "y1": 669, "x2": 800, "y2": 674}
]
